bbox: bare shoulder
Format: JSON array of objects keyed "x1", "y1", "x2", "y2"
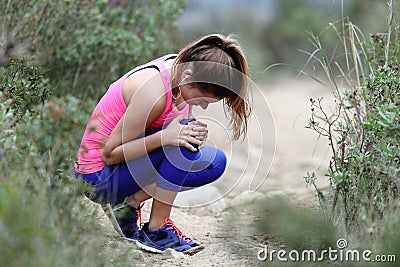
[
  {"x1": 122, "y1": 67, "x2": 167, "y2": 127},
  {"x1": 122, "y1": 68, "x2": 165, "y2": 104}
]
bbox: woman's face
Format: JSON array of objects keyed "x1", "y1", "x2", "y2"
[{"x1": 177, "y1": 83, "x2": 221, "y2": 110}]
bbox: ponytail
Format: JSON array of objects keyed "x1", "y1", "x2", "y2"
[{"x1": 173, "y1": 34, "x2": 251, "y2": 140}]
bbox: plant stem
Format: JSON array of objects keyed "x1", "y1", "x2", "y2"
[{"x1": 385, "y1": 0, "x2": 393, "y2": 67}]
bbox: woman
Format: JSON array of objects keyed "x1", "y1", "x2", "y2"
[{"x1": 75, "y1": 34, "x2": 251, "y2": 253}]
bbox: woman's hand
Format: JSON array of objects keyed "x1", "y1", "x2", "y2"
[
  {"x1": 188, "y1": 119, "x2": 208, "y2": 149},
  {"x1": 161, "y1": 116, "x2": 208, "y2": 151}
]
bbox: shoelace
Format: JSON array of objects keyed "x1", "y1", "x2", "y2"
[
  {"x1": 116, "y1": 202, "x2": 145, "y2": 231},
  {"x1": 136, "y1": 202, "x2": 145, "y2": 227},
  {"x1": 163, "y1": 218, "x2": 192, "y2": 243}
]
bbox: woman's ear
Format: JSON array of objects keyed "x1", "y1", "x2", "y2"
[
  {"x1": 178, "y1": 69, "x2": 192, "y2": 86},
  {"x1": 183, "y1": 69, "x2": 192, "y2": 79},
  {"x1": 179, "y1": 69, "x2": 192, "y2": 85}
]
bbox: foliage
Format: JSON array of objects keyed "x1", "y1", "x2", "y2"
[
  {"x1": 1, "y1": 181, "x2": 87, "y2": 267},
  {"x1": 257, "y1": 197, "x2": 339, "y2": 252},
  {"x1": 304, "y1": 3, "x2": 399, "y2": 238},
  {"x1": 0, "y1": 58, "x2": 51, "y2": 118},
  {"x1": 0, "y1": 166, "x2": 104, "y2": 267},
  {"x1": 0, "y1": 77, "x2": 106, "y2": 266},
  {"x1": 1, "y1": 0, "x2": 185, "y2": 98},
  {"x1": 15, "y1": 95, "x2": 95, "y2": 160},
  {"x1": 1, "y1": 1, "x2": 187, "y2": 265},
  {"x1": 377, "y1": 201, "x2": 400, "y2": 267},
  {"x1": 0, "y1": 39, "x2": 108, "y2": 264}
]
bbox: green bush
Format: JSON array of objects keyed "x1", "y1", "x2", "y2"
[
  {"x1": 304, "y1": 5, "x2": 399, "y2": 237},
  {"x1": 0, "y1": 171, "x2": 104, "y2": 267},
  {"x1": 0, "y1": 48, "x2": 105, "y2": 264},
  {"x1": 0, "y1": 1, "x2": 187, "y2": 266},
  {"x1": 0, "y1": 58, "x2": 51, "y2": 118},
  {"x1": 0, "y1": 60, "x2": 137, "y2": 266},
  {"x1": 1, "y1": 0, "x2": 185, "y2": 98},
  {"x1": 314, "y1": 64, "x2": 399, "y2": 234}
]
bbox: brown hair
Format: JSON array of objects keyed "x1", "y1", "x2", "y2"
[{"x1": 173, "y1": 34, "x2": 251, "y2": 140}]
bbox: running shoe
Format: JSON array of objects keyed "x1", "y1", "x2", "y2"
[
  {"x1": 136, "y1": 218, "x2": 204, "y2": 254},
  {"x1": 102, "y1": 202, "x2": 143, "y2": 241}
]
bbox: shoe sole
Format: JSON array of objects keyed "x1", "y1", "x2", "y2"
[
  {"x1": 135, "y1": 240, "x2": 205, "y2": 255},
  {"x1": 135, "y1": 240, "x2": 164, "y2": 253},
  {"x1": 102, "y1": 204, "x2": 137, "y2": 242}
]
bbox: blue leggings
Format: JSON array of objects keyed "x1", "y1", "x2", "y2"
[{"x1": 75, "y1": 125, "x2": 227, "y2": 205}]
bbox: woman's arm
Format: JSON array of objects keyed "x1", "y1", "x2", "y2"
[
  {"x1": 101, "y1": 70, "x2": 206, "y2": 165},
  {"x1": 103, "y1": 114, "x2": 206, "y2": 165},
  {"x1": 102, "y1": 129, "x2": 164, "y2": 165},
  {"x1": 102, "y1": 70, "x2": 166, "y2": 165}
]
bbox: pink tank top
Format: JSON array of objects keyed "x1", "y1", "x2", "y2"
[{"x1": 76, "y1": 55, "x2": 189, "y2": 174}]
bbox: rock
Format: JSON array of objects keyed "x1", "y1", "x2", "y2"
[
  {"x1": 162, "y1": 248, "x2": 185, "y2": 259},
  {"x1": 128, "y1": 249, "x2": 145, "y2": 261},
  {"x1": 103, "y1": 240, "x2": 145, "y2": 263}
]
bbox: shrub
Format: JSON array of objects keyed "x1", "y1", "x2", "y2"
[
  {"x1": 0, "y1": 1, "x2": 187, "y2": 265},
  {"x1": 0, "y1": 58, "x2": 51, "y2": 118},
  {"x1": 0, "y1": 46, "x2": 109, "y2": 267},
  {"x1": 0, "y1": 169, "x2": 104, "y2": 267},
  {"x1": 0, "y1": 61, "x2": 127, "y2": 267},
  {"x1": 304, "y1": 3, "x2": 399, "y2": 237},
  {"x1": 1, "y1": 0, "x2": 185, "y2": 98}
]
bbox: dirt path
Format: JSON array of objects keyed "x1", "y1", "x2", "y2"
[{"x1": 91, "y1": 77, "x2": 335, "y2": 266}]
